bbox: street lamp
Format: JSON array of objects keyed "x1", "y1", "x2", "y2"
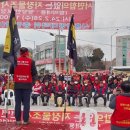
[
  {"x1": 24, "y1": 39, "x2": 36, "y2": 59},
  {"x1": 111, "y1": 30, "x2": 118, "y2": 66}
]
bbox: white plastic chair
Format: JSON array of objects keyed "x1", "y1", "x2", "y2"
[
  {"x1": 82, "y1": 97, "x2": 88, "y2": 106},
  {"x1": 70, "y1": 97, "x2": 78, "y2": 106},
  {"x1": 37, "y1": 96, "x2": 41, "y2": 105},
  {"x1": 4, "y1": 89, "x2": 15, "y2": 108},
  {"x1": 80, "y1": 108, "x2": 98, "y2": 130}
]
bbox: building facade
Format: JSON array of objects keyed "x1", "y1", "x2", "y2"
[
  {"x1": 35, "y1": 35, "x2": 66, "y2": 74},
  {"x1": 116, "y1": 35, "x2": 130, "y2": 66}
]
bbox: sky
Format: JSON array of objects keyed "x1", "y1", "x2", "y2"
[{"x1": 1, "y1": 0, "x2": 130, "y2": 61}]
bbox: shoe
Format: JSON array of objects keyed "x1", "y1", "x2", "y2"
[
  {"x1": 60, "y1": 104, "x2": 63, "y2": 107},
  {"x1": 16, "y1": 121, "x2": 21, "y2": 125},
  {"x1": 43, "y1": 103, "x2": 46, "y2": 106},
  {"x1": 23, "y1": 121, "x2": 30, "y2": 125},
  {"x1": 44, "y1": 103, "x2": 47, "y2": 106},
  {"x1": 72, "y1": 104, "x2": 75, "y2": 106},
  {"x1": 56, "y1": 104, "x2": 58, "y2": 107},
  {"x1": 86, "y1": 104, "x2": 89, "y2": 107},
  {"x1": 68, "y1": 103, "x2": 71, "y2": 106},
  {"x1": 94, "y1": 104, "x2": 97, "y2": 107},
  {"x1": 78, "y1": 104, "x2": 83, "y2": 107}
]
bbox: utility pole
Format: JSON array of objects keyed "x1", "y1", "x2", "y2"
[
  {"x1": 111, "y1": 31, "x2": 118, "y2": 67},
  {"x1": 58, "y1": 30, "x2": 61, "y2": 74}
]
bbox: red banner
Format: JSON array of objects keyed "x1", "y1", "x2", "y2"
[
  {"x1": 0, "y1": 109, "x2": 111, "y2": 130},
  {"x1": 0, "y1": 0, "x2": 94, "y2": 29}
]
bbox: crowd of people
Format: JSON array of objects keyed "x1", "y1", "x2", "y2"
[{"x1": 0, "y1": 71, "x2": 128, "y2": 108}]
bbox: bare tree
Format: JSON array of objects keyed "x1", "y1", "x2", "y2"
[{"x1": 77, "y1": 45, "x2": 95, "y2": 57}]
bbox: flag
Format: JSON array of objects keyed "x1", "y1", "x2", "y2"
[
  {"x1": 3, "y1": 7, "x2": 21, "y2": 66},
  {"x1": 67, "y1": 14, "x2": 77, "y2": 66}
]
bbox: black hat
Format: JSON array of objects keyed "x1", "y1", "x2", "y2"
[
  {"x1": 20, "y1": 47, "x2": 28, "y2": 55},
  {"x1": 121, "y1": 81, "x2": 130, "y2": 93}
]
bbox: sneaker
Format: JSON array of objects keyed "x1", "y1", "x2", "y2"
[
  {"x1": 16, "y1": 121, "x2": 21, "y2": 125},
  {"x1": 23, "y1": 121, "x2": 30, "y2": 125}
]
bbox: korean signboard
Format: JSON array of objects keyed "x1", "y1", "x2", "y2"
[
  {"x1": 0, "y1": 0, "x2": 95, "y2": 29},
  {"x1": 0, "y1": 109, "x2": 111, "y2": 130}
]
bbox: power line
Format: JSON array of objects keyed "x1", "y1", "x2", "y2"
[{"x1": 33, "y1": 29, "x2": 130, "y2": 50}]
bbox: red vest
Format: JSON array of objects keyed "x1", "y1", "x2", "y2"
[
  {"x1": 82, "y1": 85, "x2": 92, "y2": 93},
  {"x1": 32, "y1": 84, "x2": 41, "y2": 94},
  {"x1": 111, "y1": 95, "x2": 130, "y2": 127},
  {"x1": 14, "y1": 56, "x2": 32, "y2": 83}
]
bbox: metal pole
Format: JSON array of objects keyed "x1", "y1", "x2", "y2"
[
  {"x1": 111, "y1": 32, "x2": 118, "y2": 67},
  {"x1": 33, "y1": 41, "x2": 35, "y2": 60},
  {"x1": 53, "y1": 42, "x2": 55, "y2": 72},
  {"x1": 5, "y1": 63, "x2": 10, "y2": 126},
  {"x1": 64, "y1": 37, "x2": 66, "y2": 72},
  {"x1": 58, "y1": 30, "x2": 61, "y2": 73},
  {"x1": 111, "y1": 35, "x2": 112, "y2": 67}
]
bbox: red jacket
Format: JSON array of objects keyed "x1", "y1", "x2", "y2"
[
  {"x1": 95, "y1": 86, "x2": 106, "y2": 95},
  {"x1": 14, "y1": 56, "x2": 32, "y2": 83},
  {"x1": 111, "y1": 95, "x2": 130, "y2": 127},
  {"x1": 41, "y1": 84, "x2": 52, "y2": 96}
]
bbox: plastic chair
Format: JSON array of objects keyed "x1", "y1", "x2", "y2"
[
  {"x1": 70, "y1": 97, "x2": 78, "y2": 106},
  {"x1": 82, "y1": 97, "x2": 88, "y2": 106},
  {"x1": 4, "y1": 89, "x2": 15, "y2": 108},
  {"x1": 80, "y1": 108, "x2": 98, "y2": 130},
  {"x1": 37, "y1": 96, "x2": 41, "y2": 105}
]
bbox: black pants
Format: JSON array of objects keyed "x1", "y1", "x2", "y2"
[
  {"x1": 0, "y1": 96, "x2": 2, "y2": 105},
  {"x1": 94, "y1": 94, "x2": 106, "y2": 106},
  {"x1": 31, "y1": 94, "x2": 40, "y2": 104},
  {"x1": 54, "y1": 94, "x2": 65, "y2": 105},
  {"x1": 107, "y1": 91, "x2": 113, "y2": 100},
  {"x1": 41, "y1": 94, "x2": 50, "y2": 103},
  {"x1": 15, "y1": 89, "x2": 31, "y2": 122},
  {"x1": 67, "y1": 94, "x2": 77, "y2": 106}
]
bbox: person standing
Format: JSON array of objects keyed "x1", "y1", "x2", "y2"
[
  {"x1": 10, "y1": 47, "x2": 37, "y2": 125},
  {"x1": 109, "y1": 80, "x2": 130, "y2": 130}
]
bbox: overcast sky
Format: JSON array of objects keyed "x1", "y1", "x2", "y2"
[{"x1": 1, "y1": 0, "x2": 130, "y2": 61}]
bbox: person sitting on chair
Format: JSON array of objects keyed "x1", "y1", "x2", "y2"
[
  {"x1": 78, "y1": 80, "x2": 93, "y2": 107},
  {"x1": 93, "y1": 80, "x2": 107, "y2": 106},
  {"x1": 41, "y1": 81, "x2": 51, "y2": 106},
  {"x1": 54, "y1": 81, "x2": 65, "y2": 107},
  {"x1": 67, "y1": 81, "x2": 79, "y2": 106},
  {"x1": 31, "y1": 80, "x2": 41, "y2": 105}
]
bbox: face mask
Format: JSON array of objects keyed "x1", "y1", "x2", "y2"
[
  {"x1": 74, "y1": 81, "x2": 78, "y2": 84},
  {"x1": 84, "y1": 84, "x2": 88, "y2": 86},
  {"x1": 45, "y1": 82, "x2": 48, "y2": 86},
  {"x1": 103, "y1": 81, "x2": 105, "y2": 84}
]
